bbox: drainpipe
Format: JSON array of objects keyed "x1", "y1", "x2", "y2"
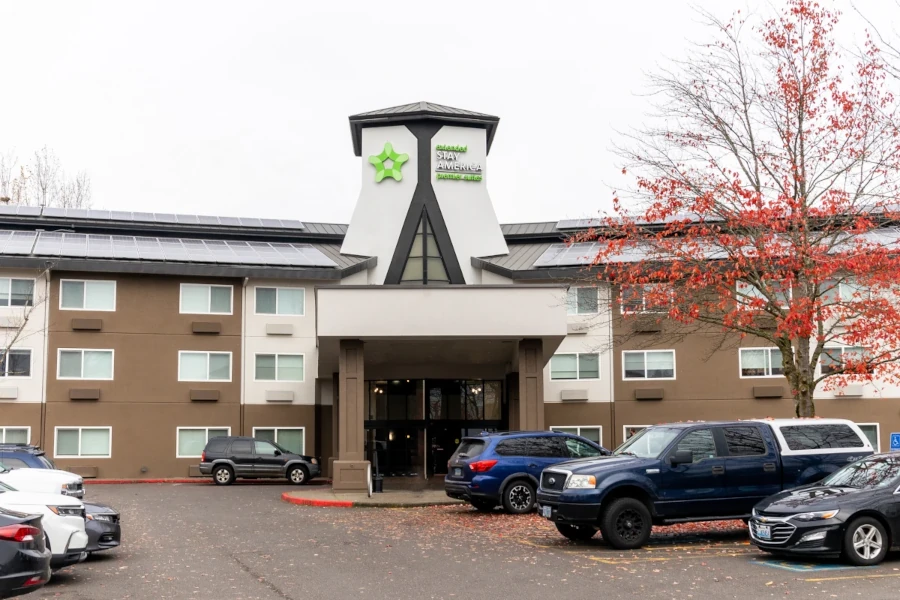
[
  {"x1": 240, "y1": 277, "x2": 248, "y2": 435},
  {"x1": 40, "y1": 268, "x2": 51, "y2": 447}
]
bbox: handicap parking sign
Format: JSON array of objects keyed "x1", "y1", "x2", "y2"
[{"x1": 891, "y1": 433, "x2": 900, "y2": 451}]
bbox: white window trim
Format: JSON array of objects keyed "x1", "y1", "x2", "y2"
[
  {"x1": 0, "y1": 426, "x2": 31, "y2": 444},
  {"x1": 254, "y1": 286, "x2": 306, "y2": 317},
  {"x1": 56, "y1": 348, "x2": 115, "y2": 381},
  {"x1": 622, "y1": 349, "x2": 677, "y2": 381},
  {"x1": 252, "y1": 353, "x2": 305, "y2": 382},
  {"x1": 857, "y1": 422, "x2": 881, "y2": 452},
  {"x1": 736, "y1": 280, "x2": 792, "y2": 308},
  {"x1": 550, "y1": 425, "x2": 603, "y2": 447},
  {"x1": 177, "y1": 351, "x2": 233, "y2": 382},
  {"x1": 622, "y1": 425, "x2": 651, "y2": 442},
  {"x1": 0, "y1": 277, "x2": 36, "y2": 309},
  {"x1": 175, "y1": 426, "x2": 232, "y2": 459},
  {"x1": 53, "y1": 426, "x2": 112, "y2": 459},
  {"x1": 59, "y1": 279, "x2": 117, "y2": 312},
  {"x1": 566, "y1": 287, "x2": 599, "y2": 316},
  {"x1": 818, "y1": 345, "x2": 867, "y2": 377},
  {"x1": 251, "y1": 427, "x2": 306, "y2": 454},
  {"x1": 620, "y1": 284, "x2": 672, "y2": 315},
  {"x1": 178, "y1": 283, "x2": 234, "y2": 315},
  {"x1": 0, "y1": 348, "x2": 33, "y2": 379},
  {"x1": 549, "y1": 352, "x2": 601, "y2": 381},
  {"x1": 738, "y1": 347, "x2": 784, "y2": 379}
]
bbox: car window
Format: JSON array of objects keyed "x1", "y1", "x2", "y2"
[
  {"x1": 0, "y1": 458, "x2": 28, "y2": 469},
  {"x1": 673, "y1": 429, "x2": 717, "y2": 463},
  {"x1": 566, "y1": 438, "x2": 602, "y2": 459},
  {"x1": 451, "y1": 440, "x2": 485, "y2": 461},
  {"x1": 254, "y1": 441, "x2": 279, "y2": 456},
  {"x1": 780, "y1": 424, "x2": 864, "y2": 450},
  {"x1": 723, "y1": 426, "x2": 767, "y2": 456},
  {"x1": 495, "y1": 438, "x2": 531, "y2": 456},
  {"x1": 822, "y1": 457, "x2": 900, "y2": 489},
  {"x1": 528, "y1": 437, "x2": 568, "y2": 458},
  {"x1": 229, "y1": 440, "x2": 252, "y2": 455}
]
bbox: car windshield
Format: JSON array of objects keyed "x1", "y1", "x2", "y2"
[
  {"x1": 0, "y1": 481, "x2": 16, "y2": 493},
  {"x1": 0, "y1": 462, "x2": 9, "y2": 473},
  {"x1": 614, "y1": 427, "x2": 680, "y2": 458},
  {"x1": 821, "y1": 457, "x2": 900, "y2": 490}
]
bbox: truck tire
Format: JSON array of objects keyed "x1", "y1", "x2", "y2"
[{"x1": 599, "y1": 497, "x2": 652, "y2": 549}]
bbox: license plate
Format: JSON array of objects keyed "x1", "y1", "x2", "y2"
[
  {"x1": 541, "y1": 505, "x2": 552, "y2": 518},
  {"x1": 453, "y1": 468, "x2": 462, "y2": 477},
  {"x1": 756, "y1": 524, "x2": 771, "y2": 540}
]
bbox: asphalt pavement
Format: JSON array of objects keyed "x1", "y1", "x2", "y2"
[{"x1": 21, "y1": 483, "x2": 900, "y2": 600}]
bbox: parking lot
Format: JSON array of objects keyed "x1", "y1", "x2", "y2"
[{"x1": 22, "y1": 483, "x2": 900, "y2": 599}]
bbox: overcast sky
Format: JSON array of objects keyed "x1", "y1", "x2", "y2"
[{"x1": 1, "y1": 0, "x2": 895, "y2": 225}]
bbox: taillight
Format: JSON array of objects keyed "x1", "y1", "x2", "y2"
[
  {"x1": 0, "y1": 524, "x2": 41, "y2": 543},
  {"x1": 468, "y1": 460, "x2": 498, "y2": 473},
  {"x1": 201, "y1": 451, "x2": 206, "y2": 462}
]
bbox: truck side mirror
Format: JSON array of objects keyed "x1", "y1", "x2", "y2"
[{"x1": 669, "y1": 450, "x2": 693, "y2": 466}]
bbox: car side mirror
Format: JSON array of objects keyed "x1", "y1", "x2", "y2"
[
  {"x1": 274, "y1": 450, "x2": 282, "y2": 456},
  {"x1": 669, "y1": 450, "x2": 693, "y2": 466}
]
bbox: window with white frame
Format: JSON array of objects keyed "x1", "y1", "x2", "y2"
[
  {"x1": 254, "y1": 354, "x2": 304, "y2": 381},
  {"x1": 0, "y1": 427, "x2": 29, "y2": 444},
  {"x1": 550, "y1": 426, "x2": 602, "y2": 445},
  {"x1": 736, "y1": 280, "x2": 791, "y2": 308},
  {"x1": 60, "y1": 280, "x2": 116, "y2": 311},
  {"x1": 820, "y1": 346, "x2": 867, "y2": 376},
  {"x1": 253, "y1": 427, "x2": 305, "y2": 455},
  {"x1": 550, "y1": 353, "x2": 600, "y2": 380},
  {"x1": 623, "y1": 350, "x2": 675, "y2": 380},
  {"x1": 57, "y1": 349, "x2": 114, "y2": 380},
  {"x1": 55, "y1": 427, "x2": 111, "y2": 458},
  {"x1": 858, "y1": 423, "x2": 880, "y2": 451},
  {"x1": 739, "y1": 348, "x2": 784, "y2": 378},
  {"x1": 623, "y1": 425, "x2": 650, "y2": 441},
  {"x1": 255, "y1": 287, "x2": 305, "y2": 316},
  {"x1": 0, "y1": 278, "x2": 34, "y2": 307},
  {"x1": 821, "y1": 278, "x2": 870, "y2": 305},
  {"x1": 0, "y1": 349, "x2": 31, "y2": 377},
  {"x1": 179, "y1": 352, "x2": 231, "y2": 381},
  {"x1": 620, "y1": 284, "x2": 671, "y2": 314},
  {"x1": 566, "y1": 287, "x2": 598, "y2": 315},
  {"x1": 176, "y1": 427, "x2": 230, "y2": 458},
  {"x1": 179, "y1": 284, "x2": 232, "y2": 315}
]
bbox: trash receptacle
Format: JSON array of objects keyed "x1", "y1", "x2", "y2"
[{"x1": 373, "y1": 473, "x2": 384, "y2": 493}]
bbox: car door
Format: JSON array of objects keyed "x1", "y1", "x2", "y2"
[
  {"x1": 719, "y1": 425, "x2": 782, "y2": 515},
  {"x1": 658, "y1": 427, "x2": 728, "y2": 518},
  {"x1": 253, "y1": 440, "x2": 285, "y2": 478},
  {"x1": 524, "y1": 436, "x2": 569, "y2": 479},
  {"x1": 227, "y1": 439, "x2": 256, "y2": 476}
]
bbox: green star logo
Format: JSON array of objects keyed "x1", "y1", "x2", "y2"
[{"x1": 368, "y1": 142, "x2": 409, "y2": 182}]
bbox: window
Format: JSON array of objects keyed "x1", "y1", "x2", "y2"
[
  {"x1": 0, "y1": 278, "x2": 34, "y2": 307},
  {"x1": 623, "y1": 425, "x2": 649, "y2": 441},
  {"x1": 622, "y1": 350, "x2": 675, "y2": 380},
  {"x1": 254, "y1": 440, "x2": 280, "y2": 456},
  {"x1": 255, "y1": 287, "x2": 305, "y2": 316},
  {"x1": 550, "y1": 353, "x2": 600, "y2": 380},
  {"x1": 736, "y1": 280, "x2": 791, "y2": 308},
  {"x1": 527, "y1": 437, "x2": 568, "y2": 458},
  {"x1": 722, "y1": 426, "x2": 767, "y2": 456},
  {"x1": 620, "y1": 284, "x2": 671, "y2": 314},
  {"x1": 253, "y1": 427, "x2": 305, "y2": 455},
  {"x1": 820, "y1": 346, "x2": 867, "y2": 376},
  {"x1": 176, "y1": 427, "x2": 230, "y2": 458},
  {"x1": 179, "y1": 284, "x2": 232, "y2": 315},
  {"x1": 229, "y1": 439, "x2": 252, "y2": 455},
  {"x1": 495, "y1": 438, "x2": 531, "y2": 456},
  {"x1": 0, "y1": 349, "x2": 31, "y2": 378},
  {"x1": 550, "y1": 426, "x2": 602, "y2": 445},
  {"x1": 60, "y1": 280, "x2": 116, "y2": 311},
  {"x1": 400, "y1": 212, "x2": 449, "y2": 284},
  {"x1": 54, "y1": 427, "x2": 111, "y2": 458},
  {"x1": 779, "y1": 424, "x2": 865, "y2": 451},
  {"x1": 739, "y1": 348, "x2": 783, "y2": 378},
  {"x1": 178, "y1": 352, "x2": 232, "y2": 382},
  {"x1": 205, "y1": 438, "x2": 229, "y2": 454},
  {"x1": 564, "y1": 438, "x2": 603, "y2": 458},
  {"x1": 0, "y1": 458, "x2": 28, "y2": 469},
  {"x1": 0, "y1": 427, "x2": 29, "y2": 444},
  {"x1": 566, "y1": 287, "x2": 598, "y2": 315},
  {"x1": 858, "y1": 423, "x2": 880, "y2": 452},
  {"x1": 254, "y1": 354, "x2": 304, "y2": 382},
  {"x1": 57, "y1": 349, "x2": 114, "y2": 380},
  {"x1": 822, "y1": 279, "x2": 869, "y2": 305},
  {"x1": 672, "y1": 428, "x2": 717, "y2": 462}
]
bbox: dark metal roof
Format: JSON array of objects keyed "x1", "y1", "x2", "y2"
[
  {"x1": 499, "y1": 222, "x2": 563, "y2": 237},
  {"x1": 348, "y1": 102, "x2": 500, "y2": 157},
  {"x1": 474, "y1": 242, "x2": 589, "y2": 280}
]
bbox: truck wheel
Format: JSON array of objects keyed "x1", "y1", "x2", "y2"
[
  {"x1": 599, "y1": 497, "x2": 652, "y2": 549},
  {"x1": 555, "y1": 523, "x2": 597, "y2": 541},
  {"x1": 502, "y1": 480, "x2": 535, "y2": 514}
]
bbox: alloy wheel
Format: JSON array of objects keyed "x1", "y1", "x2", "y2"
[
  {"x1": 852, "y1": 524, "x2": 883, "y2": 560},
  {"x1": 290, "y1": 468, "x2": 306, "y2": 484},
  {"x1": 615, "y1": 508, "x2": 645, "y2": 543},
  {"x1": 508, "y1": 485, "x2": 532, "y2": 511},
  {"x1": 215, "y1": 468, "x2": 231, "y2": 484}
]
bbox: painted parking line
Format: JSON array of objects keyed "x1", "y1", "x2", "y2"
[
  {"x1": 753, "y1": 558, "x2": 866, "y2": 573},
  {"x1": 802, "y1": 572, "x2": 900, "y2": 582},
  {"x1": 517, "y1": 537, "x2": 756, "y2": 564}
]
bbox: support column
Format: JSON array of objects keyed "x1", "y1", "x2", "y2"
[
  {"x1": 329, "y1": 371, "x2": 339, "y2": 479},
  {"x1": 333, "y1": 339, "x2": 370, "y2": 492},
  {"x1": 516, "y1": 339, "x2": 544, "y2": 431}
]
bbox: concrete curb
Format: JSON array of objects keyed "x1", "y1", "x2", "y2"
[
  {"x1": 280, "y1": 491, "x2": 463, "y2": 509},
  {"x1": 86, "y1": 478, "x2": 332, "y2": 485}
]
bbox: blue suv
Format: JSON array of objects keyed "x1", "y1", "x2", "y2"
[
  {"x1": 444, "y1": 431, "x2": 609, "y2": 514},
  {"x1": 0, "y1": 444, "x2": 58, "y2": 470}
]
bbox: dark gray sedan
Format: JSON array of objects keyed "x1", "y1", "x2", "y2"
[{"x1": 84, "y1": 502, "x2": 121, "y2": 554}]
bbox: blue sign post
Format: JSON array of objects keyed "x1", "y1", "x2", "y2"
[{"x1": 890, "y1": 433, "x2": 900, "y2": 452}]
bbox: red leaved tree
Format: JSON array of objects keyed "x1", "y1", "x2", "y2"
[{"x1": 583, "y1": 0, "x2": 900, "y2": 417}]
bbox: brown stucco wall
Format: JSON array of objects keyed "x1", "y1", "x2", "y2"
[
  {"x1": 0, "y1": 403, "x2": 43, "y2": 445},
  {"x1": 242, "y1": 404, "x2": 317, "y2": 455}
]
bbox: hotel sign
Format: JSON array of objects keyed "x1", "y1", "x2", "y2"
[{"x1": 434, "y1": 144, "x2": 483, "y2": 182}]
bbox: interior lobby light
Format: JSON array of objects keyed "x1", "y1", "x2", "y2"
[{"x1": 389, "y1": 431, "x2": 394, "y2": 441}]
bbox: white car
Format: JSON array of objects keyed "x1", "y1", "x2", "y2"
[
  {"x1": 0, "y1": 480, "x2": 88, "y2": 569},
  {"x1": 0, "y1": 463, "x2": 84, "y2": 498}
]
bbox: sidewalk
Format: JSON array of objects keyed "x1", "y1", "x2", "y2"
[{"x1": 282, "y1": 487, "x2": 464, "y2": 508}]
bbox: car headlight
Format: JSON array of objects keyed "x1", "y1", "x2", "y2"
[
  {"x1": 751, "y1": 508, "x2": 758, "y2": 517},
  {"x1": 565, "y1": 475, "x2": 597, "y2": 489},
  {"x1": 48, "y1": 505, "x2": 85, "y2": 517},
  {"x1": 87, "y1": 514, "x2": 115, "y2": 522},
  {"x1": 791, "y1": 510, "x2": 839, "y2": 521}
]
